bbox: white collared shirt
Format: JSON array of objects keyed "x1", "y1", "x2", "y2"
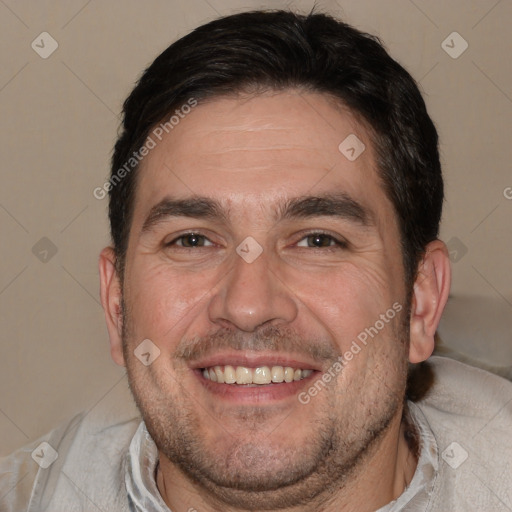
[{"x1": 1, "y1": 356, "x2": 511, "y2": 511}]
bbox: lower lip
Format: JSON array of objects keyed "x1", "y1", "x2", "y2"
[{"x1": 194, "y1": 369, "x2": 319, "y2": 403}]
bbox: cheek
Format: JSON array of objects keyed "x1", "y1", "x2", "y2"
[
  {"x1": 283, "y1": 259, "x2": 398, "y2": 345},
  {"x1": 124, "y1": 260, "x2": 216, "y2": 348}
]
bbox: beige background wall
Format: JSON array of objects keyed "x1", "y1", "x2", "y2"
[{"x1": 1, "y1": 0, "x2": 511, "y2": 456}]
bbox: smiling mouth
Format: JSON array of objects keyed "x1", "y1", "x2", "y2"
[{"x1": 200, "y1": 365, "x2": 314, "y2": 385}]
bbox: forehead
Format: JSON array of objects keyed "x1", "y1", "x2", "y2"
[{"x1": 132, "y1": 90, "x2": 392, "y2": 226}]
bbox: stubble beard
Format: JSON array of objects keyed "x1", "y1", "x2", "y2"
[{"x1": 121, "y1": 296, "x2": 410, "y2": 510}]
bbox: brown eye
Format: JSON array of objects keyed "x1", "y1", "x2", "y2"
[
  {"x1": 307, "y1": 234, "x2": 334, "y2": 247},
  {"x1": 297, "y1": 233, "x2": 345, "y2": 248},
  {"x1": 167, "y1": 233, "x2": 213, "y2": 248}
]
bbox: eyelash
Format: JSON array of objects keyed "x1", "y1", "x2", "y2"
[
  {"x1": 164, "y1": 231, "x2": 348, "y2": 250},
  {"x1": 296, "y1": 232, "x2": 348, "y2": 250},
  {"x1": 165, "y1": 232, "x2": 214, "y2": 248}
]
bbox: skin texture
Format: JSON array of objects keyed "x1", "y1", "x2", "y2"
[{"x1": 99, "y1": 90, "x2": 451, "y2": 512}]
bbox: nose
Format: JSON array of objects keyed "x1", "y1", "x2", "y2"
[{"x1": 207, "y1": 245, "x2": 298, "y2": 332}]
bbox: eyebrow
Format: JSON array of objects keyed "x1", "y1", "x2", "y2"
[
  {"x1": 280, "y1": 193, "x2": 372, "y2": 226},
  {"x1": 141, "y1": 197, "x2": 227, "y2": 233},
  {"x1": 140, "y1": 192, "x2": 373, "y2": 234}
]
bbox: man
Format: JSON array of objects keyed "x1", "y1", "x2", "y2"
[{"x1": 1, "y1": 9, "x2": 511, "y2": 512}]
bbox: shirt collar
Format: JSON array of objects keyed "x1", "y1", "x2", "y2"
[
  {"x1": 376, "y1": 401, "x2": 439, "y2": 511},
  {"x1": 124, "y1": 421, "x2": 171, "y2": 512}
]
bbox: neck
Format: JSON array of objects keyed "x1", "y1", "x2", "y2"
[{"x1": 155, "y1": 406, "x2": 418, "y2": 512}]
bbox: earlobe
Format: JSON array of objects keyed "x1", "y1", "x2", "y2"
[
  {"x1": 98, "y1": 247, "x2": 126, "y2": 367},
  {"x1": 409, "y1": 240, "x2": 451, "y2": 363}
]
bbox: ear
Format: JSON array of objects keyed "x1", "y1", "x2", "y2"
[
  {"x1": 409, "y1": 240, "x2": 451, "y2": 363},
  {"x1": 99, "y1": 247, "x2": 125, "y2": 366}
]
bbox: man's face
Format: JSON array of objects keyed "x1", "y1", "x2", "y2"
[{"x1": 119, "y1": 91, "x2": 410, "y2": 507}]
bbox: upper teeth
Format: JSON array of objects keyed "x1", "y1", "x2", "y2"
[{"x1": 202, "y1": 365, "x2": 313, "y2": 385}]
